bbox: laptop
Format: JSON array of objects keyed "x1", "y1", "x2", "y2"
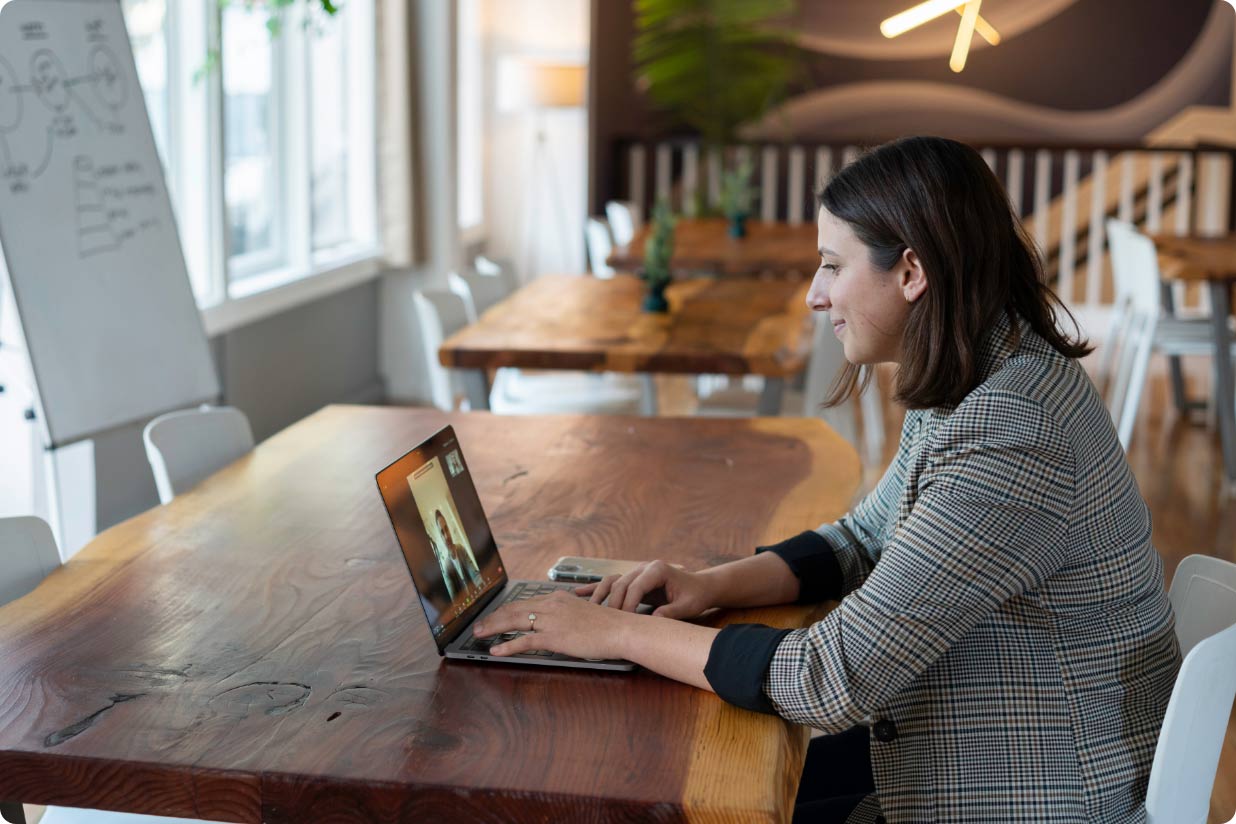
[{"x1": 375, "y1": 425, "x2": 636, "y2": 671}]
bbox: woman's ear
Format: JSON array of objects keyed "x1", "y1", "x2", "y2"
[{"x1": 900, "y1": 248, "x2": 928, "y2": 303}]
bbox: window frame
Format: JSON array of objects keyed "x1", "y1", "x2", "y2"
[{"x1": 124, "y1": 0, "x2": 382, "y2": 333}]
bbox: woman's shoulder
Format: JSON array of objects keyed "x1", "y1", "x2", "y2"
[{"x1": 935, "y1": 328, "x2": 1090, "y2": 454}]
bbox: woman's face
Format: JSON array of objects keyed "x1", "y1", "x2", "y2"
[{"x1": 807, "y1": 208, "x2": 920, "y2": 365}]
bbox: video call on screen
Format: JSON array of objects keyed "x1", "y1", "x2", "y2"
[{"x1": 380, "y1": 431, "x2": 504, "y2": 637}]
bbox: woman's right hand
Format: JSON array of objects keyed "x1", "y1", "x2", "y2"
[{"x1": 575, "y1": 560, "x2": 718, "y2": 619}]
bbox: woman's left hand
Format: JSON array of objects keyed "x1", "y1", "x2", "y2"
[{"x1": 472, "y1": 590, "x2": 636, "y2": 660}]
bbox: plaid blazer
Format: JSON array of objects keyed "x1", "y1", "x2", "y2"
[{"x1": 705, "y1": 315, "x2": 1180, "y2": 823}]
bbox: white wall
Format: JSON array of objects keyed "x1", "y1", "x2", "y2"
[{"x1": 480, "y1": 0, "x2": 590, "y2": 282}]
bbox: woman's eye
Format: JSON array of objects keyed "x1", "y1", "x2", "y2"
[{"x1": 821, "y1": 263, "x2": 839, "y2": 273}]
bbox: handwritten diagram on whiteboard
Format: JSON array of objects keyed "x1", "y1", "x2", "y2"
[{"x1": 0, "y1": 0, "x2": 218, "y2": 448}]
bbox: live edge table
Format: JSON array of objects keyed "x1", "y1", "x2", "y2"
[
  {"x1": 440, "y1": 274, "x2": 814, "y2": 417},
  {"x1": 0, "y1": 406, "x2": 859, "y2": 823}
]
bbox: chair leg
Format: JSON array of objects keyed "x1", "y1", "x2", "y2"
[
  {"x1": 0, "y1": 802, "x2": 26, "y2": 824},
  {"x1": 1168, "y1": 355, "x2": 1190, "y2": 413}
]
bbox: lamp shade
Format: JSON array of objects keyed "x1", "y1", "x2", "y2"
[{"x1": 498, "y1": 58, "x2": 586, "y2": 111}]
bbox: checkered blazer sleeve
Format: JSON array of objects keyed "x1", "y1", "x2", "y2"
[
  {"x1": 756, "y1": 414, "x2": 917, "y2": 602},
  {"x1": 764, "y1": 390, "x2": 1075, "y2": 731}
]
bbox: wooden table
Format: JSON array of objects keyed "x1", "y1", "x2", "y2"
[
  {"x1": 439, "y1": 274, "x2": 814, "y2": 416},
  {"x1": 1153, "y1": 233, "x2": 1236, "y2": 485},
  {"x1": 608, "y1": 218, "x2": 819, "y2": 278},
  {"x1": 0, "y1": 406, "x2": 859, "y2": 823}
]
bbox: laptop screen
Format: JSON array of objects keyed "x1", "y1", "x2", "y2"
[{"x1": 375, "y1": 426, "x2": 507, "y2": 649}]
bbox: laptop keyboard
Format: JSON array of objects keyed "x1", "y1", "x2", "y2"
[{"x1": 460, "y1": 581, "x2": 572, "y2": 657}]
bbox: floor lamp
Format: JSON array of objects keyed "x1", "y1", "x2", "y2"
[{"x1": 498, "y1": 58, "x2": 585, "y2": 280}]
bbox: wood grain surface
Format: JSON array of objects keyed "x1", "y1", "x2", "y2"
[
  {"x1": 438, "y1": 275, "x2": 813, "y2": 377},
  {"x1": 1152, "y1": 233, "x2": 1236, "y2": 281},
  {"x1": 0, "y1": 407, "x2": 860, "y2": 823},
  {"x1": 608, "y1": 218, "x2": 820, "y2": 279}
]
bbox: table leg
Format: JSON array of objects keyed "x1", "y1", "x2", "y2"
[
  {"x1": 1208, "y1": 281, "x2": 1236, "y2": 487},
  {"x1": 0, "y1": 802, "x2": 26, "y2": 824},
  {"x1": 639, "y1": 374, "x2": 658, "y2": 416},
  {"x1": 460, "y1": 370, "x2": 490, "y2": 411},
  {"x1": 758, "y1": 377, "x2": 785, "y2": 416}
]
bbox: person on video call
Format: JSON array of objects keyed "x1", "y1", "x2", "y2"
[{"x1": 435, "y1": 509, "x2": 482, "y2": 598}]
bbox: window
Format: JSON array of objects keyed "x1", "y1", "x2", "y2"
[
  {"x1": 121, "y1": 0, "x2": 378, "y2": 314},
  {"x1": 222, "y1": 4, "x2": 282, "y2": 270},
  {"x1": 456, "y1": 0, "x2": 483, "y2": 234}
]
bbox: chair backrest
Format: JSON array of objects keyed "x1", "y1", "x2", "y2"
[
  {"x1": 605, "y1": 200, "x2": 641, "y2": 247},
  {"x1": 585, "y1": 217, "x2": 616, "y2": 278},
  {"x1": 449, "y1": 269, "x2": 512, "y2": 322},
  {"x1": 143, "y1": 406, "x2": 255, "y2": 505},
  {"x1": 474, "y1": 254, "x2": 521, "y2": 293},
  {"x1": 0, "y1": 516, "x2": 61, "y2": 607},
  {"x1": 446, "y1": 271, "x2": 479, "y2": 323},
  {"x1": 413, "y1": 289, "x2": 471, "y2": 412},
  {"x1": 800, "y1": 314, "x2": 859, "y2": 447},
  {"x1": 1145, "y1": 554, "x2": 1236, "y2": 823},
  {"x1": 1104, "y1": 219, "x2": 1161, "y2": 450}
]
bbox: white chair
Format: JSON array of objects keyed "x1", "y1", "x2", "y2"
[
  {"x1": 473, "y1": 254, "x2": 521, "y2": 294},
  {"x1": 0, "y1": 517, "x2": 231, "y2": 824},
  {"x1": 447, "y1": 270, "x2": 511, "y2": 323},
  {"x1": 1145, "y1": 554, "x2": 1236, "y2": 823},
  {"x1": 585, "y1": 217, "x2": 616, "y2": 278},
  {"x1": 413, "y1": 288, "x2": 645, "y2": 416},
  {"x1": 605, "y1": 200, "x2": 642, "y2": 247},
  {"x1": 142, "y1": 406, "x2": 254, "y2": 505},
  {"x1": 1103, "y1": 220, "x2": 1233, "y2": 445},
  {"x1": 413, "y1": 289, "x2": 474, "y2": 411},
  {"x1": 1103, "y1": 221, "x2": 1162, "y2": 450}
]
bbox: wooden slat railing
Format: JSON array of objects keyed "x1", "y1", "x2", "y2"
[{"x1": 610, "y1": 138, "x2": 1236, "y2": 327}]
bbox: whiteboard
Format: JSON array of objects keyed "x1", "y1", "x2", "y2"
[{"x1": 0, "y1": 0, "x2": 218, "y2": 448}]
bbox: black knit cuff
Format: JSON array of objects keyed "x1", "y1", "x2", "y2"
[
  {"x1": 704, "y1": 623, "x2": 794, "y2": 714},
  {"x1": 756, "y1": 530, "x2": 843, "y2": 603}
]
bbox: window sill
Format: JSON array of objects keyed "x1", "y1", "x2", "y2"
[{"x1": 200, "y1": 245, "x2": 384, "y2": 337}]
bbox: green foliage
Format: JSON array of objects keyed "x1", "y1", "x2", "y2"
[
  {"x1": 632, "y1": 0, "x2": 800, "y2": 146},
  {"x1": 719, "y1": 155, "x2": 755, "y2": 219},
  {"x1": 642, "y1": 200, "x2": 677, "y2": 289}
]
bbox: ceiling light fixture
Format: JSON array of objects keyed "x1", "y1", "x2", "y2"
[{"x1": 880, "y1": 0, "x2": 1000, "y2": 73}]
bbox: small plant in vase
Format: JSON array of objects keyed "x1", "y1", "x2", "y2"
[
  {"x1": 641, "y1": 200, "x2": 676, "y2": 313},
  {"x1": 720, "y1": 157, "x2": 756, "y2": 238}
]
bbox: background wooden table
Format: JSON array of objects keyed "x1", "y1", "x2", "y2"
[
  {"x1": 0, "y1": 406, "x2": 860, "y2": 823},
  {"x1": 1153, "y1": 233, "x2": 1236, "y2": 487},
  {"x1": 608, "y1": 218, "x2": 819, "y2": 279},
  {"x1": 439, "y1": 274, "x2": 814, "y2": 416}
]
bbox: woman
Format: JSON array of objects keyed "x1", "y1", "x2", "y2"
[
  {"x1": 473, "y1": 136, "x2": 1180, "y2": 823},
  {"x1": 435, "y1": 509, "x2": 482, "y2": 598}
]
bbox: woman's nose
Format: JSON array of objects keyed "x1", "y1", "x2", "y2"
[{"x1": 806, "y1": 273, "x2": 832, "y2": 312}]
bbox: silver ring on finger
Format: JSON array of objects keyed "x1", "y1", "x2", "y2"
[{"x1": 528, "y1": 612, "x2": 537, "y2": 632}]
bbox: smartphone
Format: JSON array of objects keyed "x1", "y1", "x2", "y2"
[{"x1": 547, "y1": 556, "x2": 644, "y2": 584}]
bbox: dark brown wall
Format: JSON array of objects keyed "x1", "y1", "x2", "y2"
[{"x1": 589, "y1": 0, "x2": 1234, "y2": 211}]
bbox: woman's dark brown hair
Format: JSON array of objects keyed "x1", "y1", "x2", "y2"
[{"x1": 819, "y1": 135, "x2": 1091, "y2": 410}]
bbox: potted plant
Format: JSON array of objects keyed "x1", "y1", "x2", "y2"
[
  {"x1": 719, "y1": 156, "x2": 756, "y2": 238},
  {"x1": 632, "y1": 0, "x2": 800, "y2": 148},
  {"x1": 641, "y1": 200, "x2": 676, "y2": 313}
]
